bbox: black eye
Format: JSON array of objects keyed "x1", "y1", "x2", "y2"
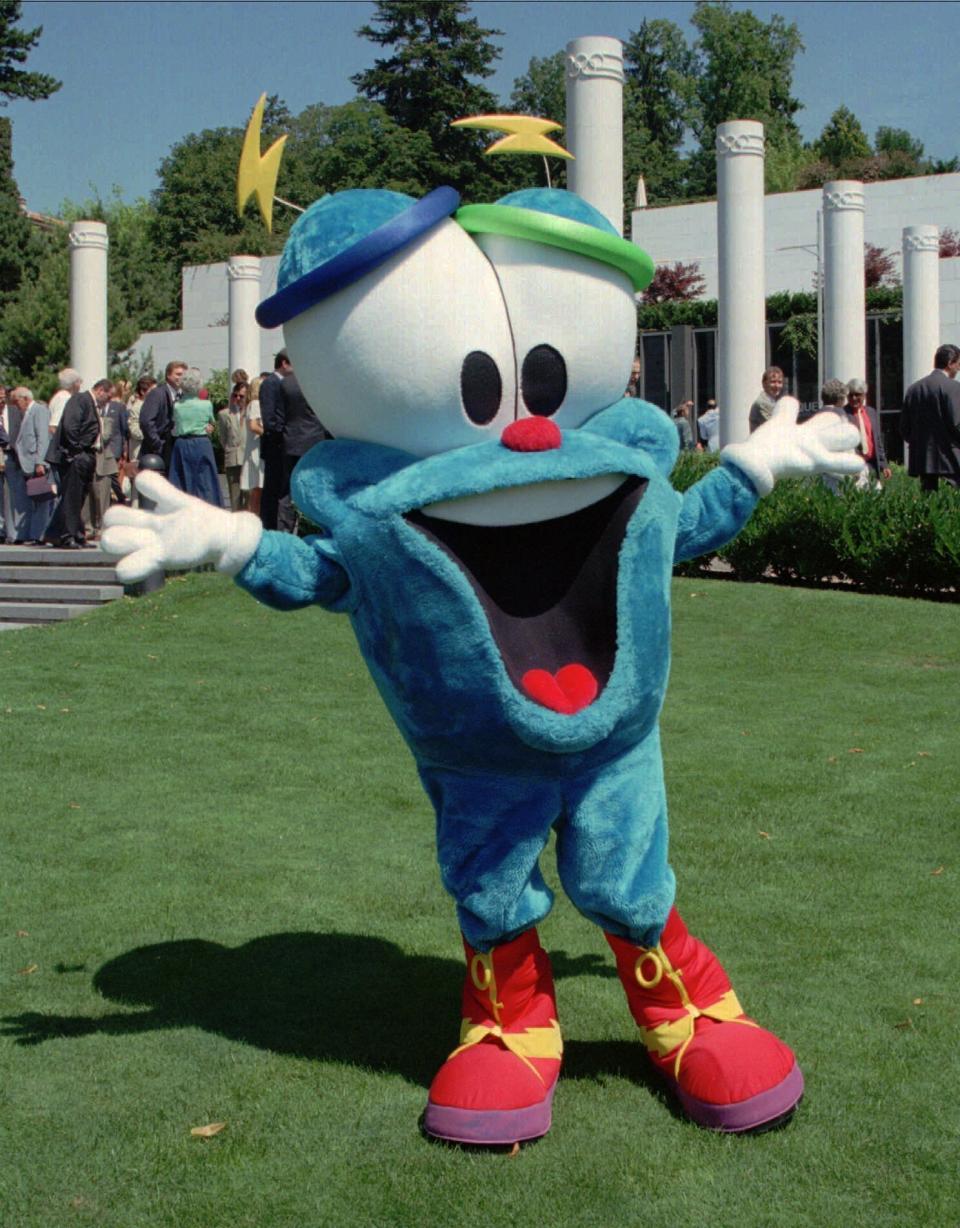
[
  {"x1": 460, "y1": 350, "x2": 502, "y2": 426},
  {"x1": 521, "y1": 344, "x2": 566, "y2": 417}
]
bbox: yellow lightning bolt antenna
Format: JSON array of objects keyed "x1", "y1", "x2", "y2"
[
  {"x1": 237, "y1": 93, "x2": 289, "y2": 232},
  {"x1": 451, "y1": 114, "x2": 574, "y2": 160}
]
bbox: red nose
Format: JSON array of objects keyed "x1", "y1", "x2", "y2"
[{"x1": 500, "y1": 417, "x2": 562, "y2": 452}]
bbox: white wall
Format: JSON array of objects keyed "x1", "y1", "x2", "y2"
[
  {"x1": 131, "y1": 255, "x2": 282, "y2": 379},
  {"x1": 631, "y1": 172, "x2": 960, "y2": 342}
]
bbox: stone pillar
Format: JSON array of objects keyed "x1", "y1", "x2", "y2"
[
  {"x1": 565, "y1": 36, "x2": 624, "y2": 235},
  {"x1": 822, "y1": 180, "x2": 866, "y2": 384},
  {"x1": 902, "y1": 225, "x2": 940, "y2": 390},
  {"x1": 69, "y1": 220, "x2": 108, "y2": 389},
  {"x1": 716, "y1": 121, "x2": 765, "y2": 446},
  {"x1": 227, "y1": 255, "x2": 262, "y2": 381}
]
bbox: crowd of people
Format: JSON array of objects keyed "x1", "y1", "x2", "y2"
[
  {"x1": 2, "y1": 344, "x2": 957, "y2": 548},
  {"x1": 626, "y1": 348, "x2": 960, "y2": 492},
  {"x1": 0, "y1": 347, "x2": 329, "y2": 549}
]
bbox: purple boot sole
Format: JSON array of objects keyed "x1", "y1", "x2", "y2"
[
  {"x1": 675, "y1": 1060, "x2": 804, "y2": 1132},
  {"x1": 423, "y1": 1083, "x2": 557, "y2": 1146}
]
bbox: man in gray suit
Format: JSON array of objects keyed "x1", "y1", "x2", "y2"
[
  {"x1": 10, "y1": 387, "x2": 53, "y2": 544},
  {"x1": 900, "y1": 344, "x2": 960, "y2": 491}
]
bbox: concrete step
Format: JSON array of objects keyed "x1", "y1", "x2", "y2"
[
  {"x1": 0, "y1": 545, "x2": 111, "y2": 567},
  {"x1": 0, "y1": 565, "x2": 120, "y2": 583},
  {"x1": 0, "y1": 582, "x2": 124, "y2": 603},
  {"x1": 0, "y1": 602, "x2": 99, "y2": 623}
]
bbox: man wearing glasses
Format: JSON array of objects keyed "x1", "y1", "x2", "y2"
[{"x1": 844, "y1": 379, "x2": 891, "y2": 485}]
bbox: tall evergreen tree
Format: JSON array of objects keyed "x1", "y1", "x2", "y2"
[
  {"x1": 814, "y1": 105, "x2": 872, "y2": 166},
  {"x1": 0, "y1": 114, "x2": 33, "y2": 296},
  {"x1": 622, "y1": 18, "x2": 697, "y2": 207},
  {"x1": 352, "y1": 1, "x2": 508, "y2": 197},
  {"x1": 0, "y1": 0, "x2": 60, "y2": 104}
]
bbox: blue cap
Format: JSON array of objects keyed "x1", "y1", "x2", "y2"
[{"x1": 256, "y1": 185, "x2": 460, "y2": 329}]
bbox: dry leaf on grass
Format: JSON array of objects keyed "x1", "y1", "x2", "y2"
[
  {"x1": 917, "y1": 751, "x2": 931, "y2": 758},
  {"x1": 931, "y1": 866, "x2": 945, "y2": 876},
  {"x1": 190, "y1": 1122, "x2": 226, "y2": 1138},
  {"x1": 912, "y1": 998, "x2": 924, "y2": 1006},
  {"x1": 16, "y1": 929, "x2": 28, "y2": 937},
  {"x1": 17, "y1": 963, "x2": 38, "y2": 975},
  {"x1": 847, "y1": 747, "x2": 864, "y2": 754},
  {"x1": 758, "y1": 831, "x2": 771, "y2": 839},
  {"x1": 894, "y1": 1018, "x2": 913, "y2": 1031},
  {"x1": 68, "y1": 803, "x2": 81, "y2": 810}
]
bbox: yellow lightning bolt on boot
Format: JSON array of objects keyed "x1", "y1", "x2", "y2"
[{"x1": 237, "y1": 93, "x2": 288, "y2": 231}]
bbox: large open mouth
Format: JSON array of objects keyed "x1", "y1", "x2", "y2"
[{"x1": 406, "y1": 476, "x2": 646, "y2": 713}]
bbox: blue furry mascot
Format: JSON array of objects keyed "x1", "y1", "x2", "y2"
[{"x1": 103, "y1": 184, "x2": 862, "y2": 1145}]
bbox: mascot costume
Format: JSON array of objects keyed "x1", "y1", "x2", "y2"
[{"x1": 103, "y1": 139, "x2": 862, "y2": 1146}]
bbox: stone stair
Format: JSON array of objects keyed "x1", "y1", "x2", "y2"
[{"x1": 0, "y1": 544, "x2": 126, "y2": 628}]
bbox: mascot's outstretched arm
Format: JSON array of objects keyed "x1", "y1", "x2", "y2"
[
  {"x1": 674, "y1": 395, "x2": 863, "y2": 562},
  {"x1": 723, "y1": 395, "x2": 863, "y2": 494},
  {"x1": 101, "y1": 471, "x2": 350, "y2": 610}
]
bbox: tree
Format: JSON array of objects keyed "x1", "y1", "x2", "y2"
[
  {"x1": 864, "y1": 243, "x2": 896, "y2": 289},
  {"x1": 151, "y1": 97, "x2": 298, "y2": 274},
  {"x1": 510, "y1": 51, "x2": 566, "y2": 126},
  {"x1": 642, "y1": 260, "x2": 706, "y2": 304},
  {"x1": 0, "y1": 114, "x2": 34, "y2": 297},
  {"x1": 286, "y1": 99, "x2": 437, "y2": 201},
  {"x1": 875, "y1": 126, "x2": 924, "y2": 162},
  {"x1": 687, "y1": 1, "x2": 804, "y2": 196},
  {"x1": 622, "y1": 19, "x2": 697, "y2": 207},
  {"x1": 940, "y1": 228, "x2": 960, "y2": 259},
  {"x1": 507, "y1": 51, "x2": 568, "y2": 192},
  {"x1": 0, "y1": 0, "x2": 60, "y2": 104},
  {"x1": 352, "y1": 1, "x2": 509, "y2": 198},
  {"x1": 814, "y1": 105, "x2": 872, "y2": 167}
]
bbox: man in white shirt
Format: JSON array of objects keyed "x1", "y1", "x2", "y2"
[{"x1": 48, "y1": 368, "x2": 82, "y2": 436}]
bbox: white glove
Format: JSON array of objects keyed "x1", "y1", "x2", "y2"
[
  {"x1": 100, "y1": 472, "x2": 263, "y2": 584},
  {"x1": 722, "y1": 397, "x2": 865, "y2": 495}
]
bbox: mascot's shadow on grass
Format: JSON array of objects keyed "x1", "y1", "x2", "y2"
[{"x1": 1, "y1": 932, "x2": 660, "y2": 1095}]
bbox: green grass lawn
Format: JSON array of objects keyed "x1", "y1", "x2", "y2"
[{"x1": 2, "y1": 573, "x2": 957, "y2": 1227}]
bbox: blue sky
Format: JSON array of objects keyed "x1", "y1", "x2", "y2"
[{"x1": 11, "y1": 1, "x2": 960, "y2": 214}]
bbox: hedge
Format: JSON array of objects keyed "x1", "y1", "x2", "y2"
[{"x1": 671, "y1": 451, "x2": 960, "y2": 598}]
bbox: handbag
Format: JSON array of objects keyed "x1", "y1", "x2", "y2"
[{"x1": 26, "y1": 473, "x2": 57, "y2": 499}]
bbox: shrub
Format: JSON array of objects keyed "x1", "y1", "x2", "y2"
[{"x1": 670, "y1": 457, "x2": 959, "y2": 598}]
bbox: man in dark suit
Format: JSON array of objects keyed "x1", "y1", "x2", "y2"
[
  {"x1": 45, "y1": 378, "x2": 113, "y2": 548},
  {"x1": 900, "y1": 344, "x2": 960, "y2": 491},
  {"x1": 138, "y1": 359, "x2": 186, "y2": 469},
  {"x1": 277, "y1": 363, "x2": 328, "y2": 533},
  {"x1": 258, "y1": 350, "x2": 289, "y2": 531}
]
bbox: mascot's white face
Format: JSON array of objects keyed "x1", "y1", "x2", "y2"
[{"x1": 283, "y1": 217, "x2": 638, "y2": 525}]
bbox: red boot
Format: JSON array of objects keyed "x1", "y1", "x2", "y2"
[
  {"x1": 423, "y1": 929, "x2": 562, "y2": 1145},
  {"x1": 606, "y1": 909, "x2": 803, "y2": 1132}
]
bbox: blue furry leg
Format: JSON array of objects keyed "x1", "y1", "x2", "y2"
[{"x1": 420, "y1": 729, "x2": 676, "y2": 953}]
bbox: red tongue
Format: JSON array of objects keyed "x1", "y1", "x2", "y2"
[{"x1": 521, "y1": 664, "x2": 599, "y2": 715}]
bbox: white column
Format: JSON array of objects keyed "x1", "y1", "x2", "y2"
[
  {"x1": 227, "y1": 255, "x2": 262, "y2": 380},
  {"x1": 822, "y1": 180, "x2": 866, "y2": 384},
  {"x1": 716, "y1": 121, "x2": 766, "y2": 446},
  {"x1": 565, "y1": 36, "x2": 624, "y2": 234},
  {"x1": 69, "y1": 220, "x2": 108, "y2": 389},
  {"x1": 902, "y1": 225, "x2": 940, "y2": 390}
]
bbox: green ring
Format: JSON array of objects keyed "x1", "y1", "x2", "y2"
[{"x1": 456, "y1": 203, "x2": 654, "y2": 292}]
